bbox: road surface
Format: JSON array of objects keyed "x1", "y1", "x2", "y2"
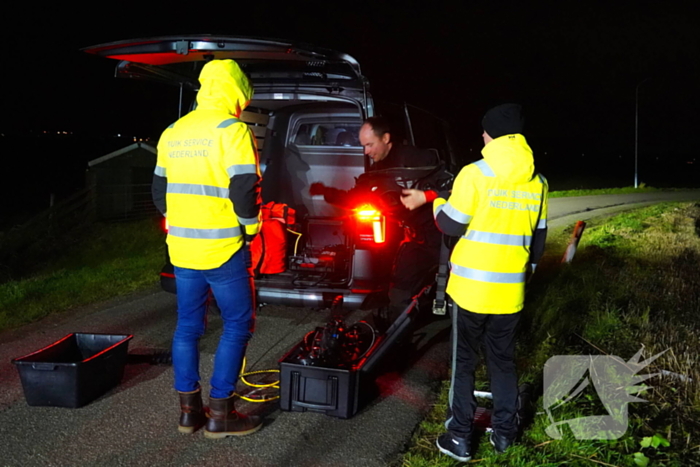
[{"x1": 0, "y1": 190, "x2": 697, "y2": 466}]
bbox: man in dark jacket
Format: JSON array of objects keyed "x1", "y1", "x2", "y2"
[
  {"x1": 360, "y1": 116, "x2": 439, "y2": 170},
  {"x1": 311, "y1": 117, "x2": 448, "y2": 330}
]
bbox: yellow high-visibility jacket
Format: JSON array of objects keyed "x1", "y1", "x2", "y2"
[
  {"x1": 433, "y1": 134, "x2": 548, "y2": 314},
  {"x1": 154, "y1": 60, "x2": 261, "y2": 270}
]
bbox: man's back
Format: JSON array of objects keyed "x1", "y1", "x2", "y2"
[
  {"x1": 435, "y1": 132, "x2": 548, "y2": 314},
  {"x1": 150, "y1": 59, "x2": 263, "y2": 439},
  {"x1": 434, "y1": 104, "x2": 547, "y2": 461},
  {"x1": 153, "y1": 59, "x2": 260, "y2": 271}
]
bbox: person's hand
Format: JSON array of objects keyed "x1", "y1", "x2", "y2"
[
  {"x1": 401, "y1": 189, "x2": 427, "y2": 210},
  {"x1": 309, "y1": 182, "x2": 327, "y2": 196}
]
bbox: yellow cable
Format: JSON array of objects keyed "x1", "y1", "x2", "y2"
[
  {"x1": 287, "y1": 228, "x2": 302, "y2": 256},
  {"x1": 234, "y1": 356, "x2": 281, "y2": 403},
  {"x1": 236, "y1": 228, "x2": 299, "y2": 402}
]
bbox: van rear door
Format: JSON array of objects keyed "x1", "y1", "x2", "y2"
[{"x1": 83, "y1": 35, "x2": 371, "y2": 116}]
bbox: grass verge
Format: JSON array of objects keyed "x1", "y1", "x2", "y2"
[
  {"x1": 0, "y1": 219, "x2": 164, "y2": 331},
  {"x1": 548, "y1": 186, "x2": 694, "y2": 198},
  {"x1": 401, "y1": 202, "x2": 700, "y2": 466}
]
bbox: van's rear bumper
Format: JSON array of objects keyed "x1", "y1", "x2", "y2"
[
  {"x1": 257, "y1": 286, "x2": 368, "y2": 310},
  {"x1": 160, "y1": 270, "x2": 381, "y2": 310}
]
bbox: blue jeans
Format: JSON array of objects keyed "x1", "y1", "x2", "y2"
[{"x1": 172, "y1": 247, "x2": 255, "y2": 399}]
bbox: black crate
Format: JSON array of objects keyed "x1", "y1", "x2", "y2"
[
  {"x1": 11, "y1": 333, "x2": 133, "y2": 408},
  {"x1": 279, "y1": 299, "x2": 421, "y2": 419},
  {"x1": 279, "y1": 342, "x2": 363, "y2": 419}
]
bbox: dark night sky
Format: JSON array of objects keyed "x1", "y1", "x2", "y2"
[{"x1": 1, "y1": 1, "x2": 699, "y2": 219}]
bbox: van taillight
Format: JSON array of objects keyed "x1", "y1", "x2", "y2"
[
  {"x1": 355, "y1": 205, "x2": 385, "y2": 244},
  {"x1": 162, "y1": 218, "x2": 169, "y2": 233}
]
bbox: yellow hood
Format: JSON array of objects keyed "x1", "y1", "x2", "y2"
[
  {"x1": 481, "y1": 133, "x2": 534, "y2": 183},
  {"x1": 196, "y1": 59, "x2": 253, "y2": 115}
]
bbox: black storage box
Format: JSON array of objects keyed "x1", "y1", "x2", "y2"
[
  {"x1": 12, "y1": 333, "x2": 133, "y2": 408},
  {"x1": 279, "y1": 299, "x2": 421, "y2": 419},
  {"x1": 279, "y1": 339, "x2": 367, "y2": 419}
]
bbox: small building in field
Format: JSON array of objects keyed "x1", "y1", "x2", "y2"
[{"x1": 86, "y1": 142, "x2": 159, "y2": 221}]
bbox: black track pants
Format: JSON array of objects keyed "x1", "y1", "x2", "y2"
[
  {"x1": 391, "y1": 240, "x2": 439, "y2": 294},
  {"x1": 446, "y1": 306, "x2": 521, "y2": 439},
  {"x1": 375, "y1": 240, "x2": 439, "y2": 330}
]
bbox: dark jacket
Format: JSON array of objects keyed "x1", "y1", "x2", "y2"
[{"x1": 322, "y1": 144, "x2": 447, "y2": 247}]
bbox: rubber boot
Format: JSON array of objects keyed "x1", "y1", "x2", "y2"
[
  {"x1": 178, "y1": 389, "x2": 205, "y2": 434},
  {"x1": 204, "y1": 395, "x2": 262, "y2": 439}
]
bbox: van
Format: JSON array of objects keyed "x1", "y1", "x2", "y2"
[{"x1": 85, "y1": 35, "x2": 458, "y2": 310}]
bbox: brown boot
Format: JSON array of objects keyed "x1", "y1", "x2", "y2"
[
  {"x1": 204, "y1": 395, "x2": 262, "y2": 439},
  {"x1": 178, "y1": 389, "x2": 205, "y2": 434}
]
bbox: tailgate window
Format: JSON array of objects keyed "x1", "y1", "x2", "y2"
[{"x1": 294, "y1": 123, "x2": 361, "y2": 147}]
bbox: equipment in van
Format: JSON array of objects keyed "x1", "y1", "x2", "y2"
[{"x1": 250, "y1": 202, "x2": 297, "y2": 277}]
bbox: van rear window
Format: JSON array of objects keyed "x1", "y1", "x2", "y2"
[{"x1": 294, "y1": 123, "x2": 361, "y2": 147}]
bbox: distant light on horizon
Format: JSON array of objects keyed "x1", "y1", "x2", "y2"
[{"x1": 2, "y1": 129, "x2": 151, "y2": 139}]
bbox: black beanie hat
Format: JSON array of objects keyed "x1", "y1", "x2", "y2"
[{"x1": 482, "y1": 103, "x2": 524, "y2": 139}]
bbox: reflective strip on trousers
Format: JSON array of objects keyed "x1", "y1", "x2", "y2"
[
  {"x1": 168, "y1": 225, "x2": 242, "y2": 239},
  {"x1": 446, "y1": 301, "x2": 459, "y2": 429}
]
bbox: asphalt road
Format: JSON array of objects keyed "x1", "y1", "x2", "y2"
[
  {"x1": 0, "y1": 190, "x2": 698, "y2": 467},
  {"x1": 548, "y1": 190, "x2": 700, "y2": 228}
]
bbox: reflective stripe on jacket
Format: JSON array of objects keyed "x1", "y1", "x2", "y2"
[
  {"x1": 155, "y1": 60, "x2": 261, "y2": 270},
  {"x1": 434, "y1": 134, "x2": 548, "y2": 314}
]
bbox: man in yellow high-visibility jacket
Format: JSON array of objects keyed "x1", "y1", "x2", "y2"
[
  {"x1": 433, "y1": 104, "x2": 548, "y2": 462},
  {"x1": 152, "y1": 59, "x2": 262, "y2": 438}
]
